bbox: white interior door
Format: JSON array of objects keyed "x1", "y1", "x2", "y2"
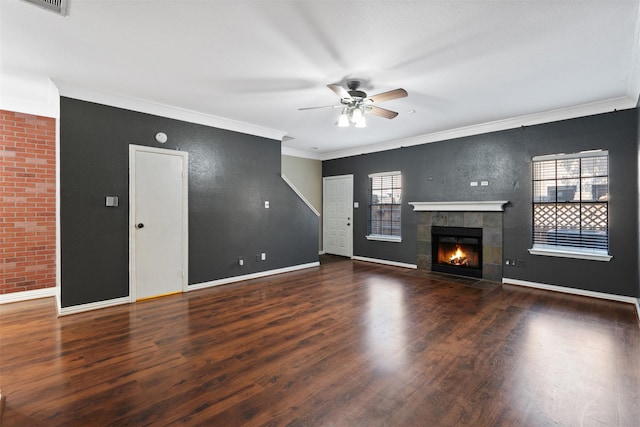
[
  {"x1": 130, "y1": 145, "x2": 188, "y2": 301},
  {"x1": 323, "y1": 175, "x2": 353, "y2": 257}
]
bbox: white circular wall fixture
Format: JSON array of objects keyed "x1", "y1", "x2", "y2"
[{"x1": 155, "y1": 132, "x2": 168, "y2": 143}]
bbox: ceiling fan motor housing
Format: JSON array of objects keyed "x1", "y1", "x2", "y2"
[
  {"x1": 346, "y1": 80, "x2": 367, "y2": 99},
  {"x1": 347, "y1": 89, "x2": 367, "y2": 99}
]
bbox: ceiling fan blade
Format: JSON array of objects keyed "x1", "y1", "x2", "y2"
[
  {"x1": 367, "y1": 88, "x2": 408, "y2": 103},
  {"x1": 298, "y1": 105, "x2": 343, "y2": 111},
  {"x1": 327, "y1": 84, "x2": 352, "y2": 100},
  {"x1": 368, "y1": 106, "x2": 399, "y2": 119}
]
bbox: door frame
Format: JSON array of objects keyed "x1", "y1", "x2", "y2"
[
  {"x1": 322, "y1": 174, "x2": 354, "y2": 257},
  {"x1": 129, "y1": 144, "x2": 189, "y2": 302}
]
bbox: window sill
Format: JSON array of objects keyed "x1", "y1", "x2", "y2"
[
  {"x1": 366, "y1": 235, "x2": 402, "y2": 243},
  {"x1": 528, "y1": 247, "x2": 612, "y2": 262}
]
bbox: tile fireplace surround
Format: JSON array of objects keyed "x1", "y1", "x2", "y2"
[{"x1": 410, "y1": 201, "x2": 508, "y2": 282}]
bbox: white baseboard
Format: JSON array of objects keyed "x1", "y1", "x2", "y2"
[
  {"x1": 351, "y1": 256, "x2": 417, "y2": 270},
  {"x1": 189, "y1": 262, "x2": 320, "y2": 291},
  {"x1": 57, "y1": 297, "x2": 130, "y2": 317},
  {"x1": 502, "y1": 277, "x2": 638, "y2": 305},
  {"x1": 48, "y1": 262, "x2": 321, "y2": 315},
  {"x1": 318, "y1": 251, "x2": 326, "y2": 255},
  {"x1": 0, "y1": 287, "x2": 56, "y2": 305}
]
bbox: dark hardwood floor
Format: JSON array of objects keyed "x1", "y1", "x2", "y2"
[{"x1": 1, "y1": 258, "x2": 638, "y2": 426}]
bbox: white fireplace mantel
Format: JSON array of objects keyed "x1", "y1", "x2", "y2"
[{"x1": 408, "y1": 201, "x2": 509, "y2": 212}]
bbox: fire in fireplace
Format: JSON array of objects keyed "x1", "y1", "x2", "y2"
[{"x1": 431, "y1": 226, "x2": 482, "y2": 278}]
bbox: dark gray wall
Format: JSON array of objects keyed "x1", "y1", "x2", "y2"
[
  {"x1": 637, "y1": 99, "x2": 640, "y2": 301},
  {"x1": 323, "y1": 109, "x2": 639, "y2": 297},
  {"x1": 60, "y1": 97, "x2": 318, "y2": 308}
]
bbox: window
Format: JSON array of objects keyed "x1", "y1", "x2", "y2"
[
  {"x1": 367, "y1": 171, "x2": 402, "y2": 242},
  {"x1": 529, "y1": 150, "x2": 611, "y2": 261}
]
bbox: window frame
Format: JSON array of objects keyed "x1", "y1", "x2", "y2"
[
  {"x1": 367, "y1": 171, "x2": 402, "y2": 243},
  {"x1": 528, "y1": 150, "x2": 612, "y2": 262}
]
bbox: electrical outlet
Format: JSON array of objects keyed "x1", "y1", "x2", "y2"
[
  {"x1": 238, "y1": 257, "x2": 244, "y2": 266},
  {"x1": 261, "y1": 253, "x2": 266, "y2": 261},
  {"x1": 264, "y1": 201, "x2": 270, "y2": 209}
]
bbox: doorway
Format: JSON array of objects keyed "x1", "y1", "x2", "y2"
[
  {"x1": 129, "y1": 145, "x2": 188, "y2": 301},
  {"x1": 323, "y1": 175, "x2": 353, "y2": 257}
]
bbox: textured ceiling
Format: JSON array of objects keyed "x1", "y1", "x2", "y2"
[{"x1": 2, "y1": 0, "x2": 639, "y2": 159}]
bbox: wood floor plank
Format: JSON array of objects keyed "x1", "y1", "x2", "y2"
[{"x1": 1, "y1": 257, "x2": 638, "y2": 426}]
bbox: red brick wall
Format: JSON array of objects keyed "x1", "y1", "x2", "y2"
[{"x1": 1, "y1": 110, "x2": 56, "y2": 295}]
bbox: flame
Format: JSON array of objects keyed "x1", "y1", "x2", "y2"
[{"x1": 450, "y1": 247, "x2": 464, "y2": 261}]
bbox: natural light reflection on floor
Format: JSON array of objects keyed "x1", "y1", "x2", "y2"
[
  {"x1": 510, "y1": 312, "x2": 618, "y2": 425},
  {"x1": 364, "y1": 278, "x2": 407, "y2": 373}
]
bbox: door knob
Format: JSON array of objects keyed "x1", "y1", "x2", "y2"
[
  {"x1": 347, "y1": 223, "x2": 351, "y2": 226},
  {"x1": 136, "y1": 223, "x2": 144, "y2": 229}
]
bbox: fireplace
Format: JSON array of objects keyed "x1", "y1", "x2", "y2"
[
  {"x1": 411, "y1": 202, "x2": 508, "y2": 282},
  {"x1": 431, "y1": 226, "x2": 482, "y2": 278}
]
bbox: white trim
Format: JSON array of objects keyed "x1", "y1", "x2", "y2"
[
  {"x1": 368, "y1": 171, "x2": 401, "y2": 178},
  {"x1": 281, "y1": 146, "x2": 322, "y2": 160},
  {"x1": 53, "y1": 80, "x2": 286, "y2": 142},
  {"x1": 54, "y1": 83, "x2": 62, "y2": 313},
  {"x1": 319, "y1": 250, "x2": 326, "y2": 255},
  {"x1": 365, "y1": 235, "x2": 402, "y2": 243},
  {"x1": 528, "y1": 247, "x2": 612, "y2": 262},
  {"x1": 636, "y1": 299, "x2": 640, "y2": 325},
  {"x1": 281, "y1": 174, "x2": 320, "y2": 217},
  {"x1": 129, "y1": 145, "x2": 189, "y2": 302},
  {"x1": 57, "y1": 297, "x2": 130, "y2": 317},
  {"x1": 408, "y1": 201, "x2": 509, "y2": 212},
  {"x1": 319, "y1": 97, "x2": 635, "y2": 161},
  {"x1": 502, "y1": 278, "x2": 637, "y2": 304},
  {"x1": 188, "y1": 262, "x2": 320, "y2": 291},
  {"x1": 0, "y1": 287, "x2": 56, "y2": 305},
  {"x1": 0, "y1": 74, "x2": 59, "y2": 118},
  {"x1": 352, "y1": 256, "x2": 417, "y2": 269}
]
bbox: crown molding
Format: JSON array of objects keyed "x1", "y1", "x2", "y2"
[
  {"x1": 53, "y1": 80, "x2": 287, "y2": 141},
  {"x1": 281, "y1": 146, "x2": 322, "y2": 160},
  {"x1": 0, "y1": 73, "x2": 59, "y2": 118},
  {"x1": 320, "y1": 96, "x2": 636, "y2": 160}
]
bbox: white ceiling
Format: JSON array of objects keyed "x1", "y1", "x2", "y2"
[{"x1": 2, "y1": 0, "x2": 639, "y2": 160}]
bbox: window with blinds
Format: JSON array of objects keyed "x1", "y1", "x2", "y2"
[
  {"x1": 368, "y1": 171, "x2": 402, "y2": 241},
  {"x1": 531, "y1": 150, "x2": 609, "y2": 259}
]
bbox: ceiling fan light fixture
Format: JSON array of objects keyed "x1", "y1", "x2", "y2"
[
  {"x1": 350, "y1": 107, "x2": 363, "y2": 123},
  {"x1": 337, "y1": 110, "x2": 350, "y2": 127},
  {"x1": 355, "y1": 115, "x2": 367, "y2": 128}
]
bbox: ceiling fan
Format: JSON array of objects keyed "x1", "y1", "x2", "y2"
[{"x1": 299, "y1": 80, "x2": 408, "y2": 128}]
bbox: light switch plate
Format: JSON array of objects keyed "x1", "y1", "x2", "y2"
[
  {"x1": 264, "y1": 201, "x2": 269, "y2": 208},
  {"x1": 105, "y1": 196, "x2": 119, "y2": 207}
]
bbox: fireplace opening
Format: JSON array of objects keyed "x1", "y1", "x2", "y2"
[{"x1": 431, "y1": 226, "x2": 482, "y2": 278}]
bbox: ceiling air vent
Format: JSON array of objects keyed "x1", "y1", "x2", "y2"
[{"x1": 22, "y1": 0, "x2": 68, "y2": 16}]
